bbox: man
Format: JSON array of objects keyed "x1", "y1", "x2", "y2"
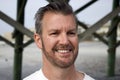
[{"x1": 23, "y1": 1, "x2": 95, "y2": 80}]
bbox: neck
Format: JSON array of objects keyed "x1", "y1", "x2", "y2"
[{"x1": 42, "y1": 64, "x2": 77, "y2": 80}]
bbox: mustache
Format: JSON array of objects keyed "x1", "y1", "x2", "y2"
[{"x1": 52, "y1": 44, "x2": 74, "y2": 51}]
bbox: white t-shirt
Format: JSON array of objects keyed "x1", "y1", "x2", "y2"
[{"x1": 23, "y1": 69, "x2": 95, "y2": 80}]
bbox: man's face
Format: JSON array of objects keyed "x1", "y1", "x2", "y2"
[{"x1": 36, "y1": 12, "x2": 78, "y2": 68}]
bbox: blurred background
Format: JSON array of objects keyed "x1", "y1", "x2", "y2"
[{"x1": 0, "y1": 0, "x2": 120, "y2": 80}]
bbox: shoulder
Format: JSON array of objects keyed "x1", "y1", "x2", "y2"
[
  {"x1": 23, "y1": 70, "x2": 41, "y2": 80},
  {"x1": 83, "y1": 73, "x2": 95, "y2": 80},
  {"x1": 77, "y1": 71, "x2": 95, "y2": 80},
  {"x1": 23, "y1": 69, "x2": 48, "y2": 80}
]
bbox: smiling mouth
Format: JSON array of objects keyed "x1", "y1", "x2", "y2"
[
  {"x1": 53, "y1": 45, "x2": 74, "y2": 54},
  {"x1": 55, "y1": 49, "x2": 72, "y2": 53}
]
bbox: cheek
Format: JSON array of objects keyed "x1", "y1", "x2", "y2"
[
  {"x1": 71, "y1": 37, "x2": 78, "y2": 46},
  {"x1": 71, "y1": 37, "x2": 79, "y2": 52},
  {"x1": 43, "y1": 36, "x2": 57, "y2": 50}
]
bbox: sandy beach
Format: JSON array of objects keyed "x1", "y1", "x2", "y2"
[{"x1": 0, "y1": 41, "x2": 120, "y2": 80}]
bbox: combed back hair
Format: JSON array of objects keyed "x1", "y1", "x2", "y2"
[{"x1": 35, "y1": 1, "x2": 76, "y2": 34}]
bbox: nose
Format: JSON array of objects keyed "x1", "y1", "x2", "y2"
[{"x1": 59, "y1": 33, "x2": 69, "y2": 45}]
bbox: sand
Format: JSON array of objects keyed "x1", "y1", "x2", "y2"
[{"x1": 0, "y1": 41, "x2": 120, "y2": 80}]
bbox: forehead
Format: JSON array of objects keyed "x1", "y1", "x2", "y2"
[
  {"x1": 43, "y1": 11, "x2": 75, "y2": 21},
  {"x1": 42, "y1": 12, "x2": 76, "y2": 30}
]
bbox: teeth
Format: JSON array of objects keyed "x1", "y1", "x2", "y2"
[{"x1": 57, "y1": 50, "x2": 69, "y2": 53}]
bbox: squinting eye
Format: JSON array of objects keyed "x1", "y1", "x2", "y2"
[
  {"x1": 50, "y1": 32, "x2": 59, "y2": 36},
  {"x1": 68, "y1": 32, "x2": 76, "y2": 36}
]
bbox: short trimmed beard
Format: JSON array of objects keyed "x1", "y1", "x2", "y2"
[{"x1": 40, "y1": 36, "x2": 78, "y2": 68}]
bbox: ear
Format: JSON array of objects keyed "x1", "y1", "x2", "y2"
[{"x1": 34, "y1": 33, "x2": 42, "y2": 49}]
